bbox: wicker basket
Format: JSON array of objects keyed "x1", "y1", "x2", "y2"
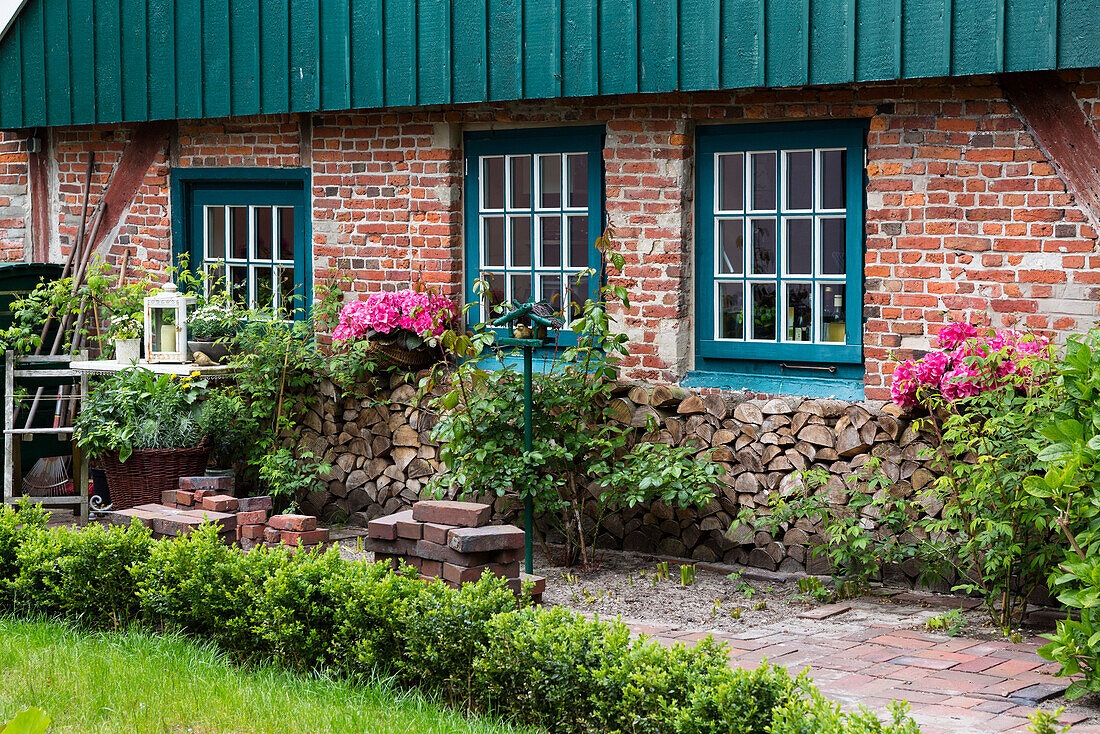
[
  {"x1": 102, "y1": 443, "x2": 210, "y2": 510},
  {"x1": 365, "y1": 340, "x2": 438, "y2": 370}
]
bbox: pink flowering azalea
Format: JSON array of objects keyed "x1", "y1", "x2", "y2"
[{"x1": 332, "y1": 289, "x2": 456, "y2": 343}]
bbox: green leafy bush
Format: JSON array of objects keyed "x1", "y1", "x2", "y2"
[
  {"x1": 0, "y1": 502, "x2": 920, "y2": 734},
  {"x1": 133, "y1": 523, "x2": 274, "y2": 655},
  {"x1": 12, "y1": 521, "x2": 152, "y2": 630},
  {"x1": 431, "y1": 246, "x2": 724, "y2": 566},
  {"x1": 0, "y1": 502, "x2": 49, "y2": 606}
]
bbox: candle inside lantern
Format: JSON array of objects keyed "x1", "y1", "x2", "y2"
[{"x1": 160, "y1": 324, "x2": 177, "y2": 352}]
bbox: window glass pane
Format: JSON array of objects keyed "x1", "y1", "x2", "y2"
[
  {"x1": 568, "y1": 274, "x2": 589, "y2": 318},
  {"x1": 821, "y1": 283, "x2": 847, "y2": 343},
  {"x1": 204, "y1": 262, "x2": 225, "y2": 295},
  {"x1": 509, "y1": 156, "x2": 532, "y2": 209},
  {"x1": 539, "y1": 215, "x2": 562, "y2": 267},
  {"x1": 510, "y1": 273, "x2": 532, "y2": 305},
  {"x1": 278, "y1": 267, "x2": 296, "y2": 313},
  {"x1": 483, "y1": 216, "x2": 505, "y2": 267},
  {"x1": 539, "y1": 154, "x2": 562, "y2": 209},
  {"x1": 567, "y1": 154, "x2": 588, "y2": 208},
  {"x1": 510, "y1": 216, "x2": 532, "y2": 267},
  {"x1": 278, "y1": 207, "x2": 295, "y2": 261},
  {"x1": 206, "y1": 207, "x2": 225, "y2": 259},
  {"x1": 785, "y1": 283, "x2": 812, "y2": 342},
  {"x1": 718, "y1": 282, "x2": 744, "y2": 340},
  {"x1": 718, "y1": 153, "x2": 744, "y2": 212},
  {"x1": 820, "y1": 150, "x2": 846, "y2": 210},
  {"x1": 254, "y1": 266, "x2": 273, "y2": 309},
  {"x1": 483, "y1": 156, "x2": 505, "y2": 209},
  {"x1": 229, "y1": 265, "x2": 248, "y2": 305},
  {"x1": 751, "y1": 152, "x2": 777, "y2": 211},
  {"x1": 540, "y1": 274, "x2": 563, "y2": 315},
  {"x1": 254, "y1": 207, "x2": 272, "y2": 260},
  {"x1": 717, "y1": 218, "x2": 744, "y2": 275},
  {"x1": 484, "y1": 272, "x2": 506, "y2": 311},
  {"x1": 785, "y1": 218, "x2": 813, "y2": 275},
  {"x1": 820, "y1": 218, "x2": 846, "y2": 274},
  {"x1": 785, "y1": 151, "x2": 813, "y2": 210},
  {"x1": 567, "y1": 215, "x2": 588, "y2": 267},
  {"x1": 750, "y1": 219, "x2": 777, "y2": 275},
  {"x1": 230, "y1": 206, "x2": 248, "y2": 259},
  {"x1": 751, "y1": 283, "x2": 777, "y2": 341}
]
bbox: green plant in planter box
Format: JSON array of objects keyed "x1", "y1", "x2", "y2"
[
  {"x1": 75, "y1": 368, "x2": 208, "y2": 462},
  {"x1": 428, "y1": 235, "x2": 725, "y2": 567}
]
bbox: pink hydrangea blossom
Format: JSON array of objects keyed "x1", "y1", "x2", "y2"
[
  {"x1": 936, "y1": 322, "x2": 978, "y2": 350},
  {"x1": 890, "y1": 360, "x2": 920, "y2": 408},
  {"x1": 889, "y1": 322, "x2": 1052, "y2": 408},
  {"x1": 332, "y1": 289, "x2": 456, "y2": 343},
  {"x1": 914, "y1": 350, "x2": 950, "y2": 386}
]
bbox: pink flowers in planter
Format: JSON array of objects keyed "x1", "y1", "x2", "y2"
[
  {"x1": 332, "y1": 290, "x2": 456, "y2": 343},
  {"x1": 890, "y1": 324, "x2": 1051, "y2": 408}
]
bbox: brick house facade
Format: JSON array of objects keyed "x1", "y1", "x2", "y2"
[{"x1": 3, "y1": 71, "x2": 1099, "y2": 400}]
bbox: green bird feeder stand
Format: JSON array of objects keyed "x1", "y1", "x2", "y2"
[{"x1": 492, "y1": 302, "x2": 559, "y2": 575}]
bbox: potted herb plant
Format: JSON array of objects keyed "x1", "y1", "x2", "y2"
[
  {"x1": 187, "y1": 302, "x2": 242, "y2": 364},
  {"x1": 74, "y1": 367, "x2": 210, "y2": 509},
  {"x1": 111, "y1": 313, "x2": 143, "y2": 364}
]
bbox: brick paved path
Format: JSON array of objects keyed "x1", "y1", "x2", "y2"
[{"x1": 627, "y1": 599, "x2": 1100, "y2": 734}]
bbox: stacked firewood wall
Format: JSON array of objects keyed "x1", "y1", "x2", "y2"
[{"x1": 291, "y1": 374, "x2": 938, "y2": 579}]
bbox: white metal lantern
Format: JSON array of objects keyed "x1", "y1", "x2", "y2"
[{"x1": 143, "y1": 281, "x2": 196, "y2": 363}]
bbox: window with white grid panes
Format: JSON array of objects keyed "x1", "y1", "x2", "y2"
[
  {"x1": 476, "y1": 151, "x2": 593, "y2": 319},
  {"x1": 696, "y1": 122, "x2": 864, "y2": 372},
  {"x1": 202, "y1": 204, "x2": 299, "y2": 312},
  {"x1": 712, "y1": 147, "x2": 850, "y2": 345}
]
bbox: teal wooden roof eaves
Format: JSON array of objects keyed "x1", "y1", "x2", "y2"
[{"x1": 2, "y1": 0, "x2": 1099, "y2": 129}]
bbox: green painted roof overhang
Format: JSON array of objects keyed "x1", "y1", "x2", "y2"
[{"x1": 2, "y1": 0, "x2": 1099, "y2": 130}]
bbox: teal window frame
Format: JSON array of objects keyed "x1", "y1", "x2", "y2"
[
  {"x1": 463, "y1": 127, "x2": 605, "y2": 336},
  {"x1": 694, "y1": 121, "x2": 866, "y2": 383},
  {"x1": 169, "y1": 168, "x2": 312, "y2": 319}
]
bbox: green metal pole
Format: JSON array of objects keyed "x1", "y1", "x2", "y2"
[{"x1": 523, "y1": 346, "x2": 534, "y2": 575}]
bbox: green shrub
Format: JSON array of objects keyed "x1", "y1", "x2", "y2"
[
  {"x1": 328, "y1": 560, "x2": 424, "y2": 676},
  {"x1": 251, "y1": 546, "x2": 367, "y2": 671},
  {"x1": 12, "y1": 521, "x2": 151, "y2": 629},
  {"x1": 769, "y1": 685, "x2": 920, "y2": 734},
  {"x1": 396, "y1": 573, "x2": 519, "y2": 703},
  {"x1": 473, "y1": 606, "x2": 634, "y2": 732},
  {"x1": 0, "y1": 501, "x2": 49, "y2": 607},
  {"x1": 133, "y1": 524, "x2": 278, "y2": 656},
  {"x1": 0, "y1": 501, "x2": 922, "y2": 734}
]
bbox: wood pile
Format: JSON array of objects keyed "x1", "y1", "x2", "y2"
[{"x1": 289, "y1": 375, "x2": 939, "y2": 579}]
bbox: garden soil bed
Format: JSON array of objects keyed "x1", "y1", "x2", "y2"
[{"x1": 336, "y1": 538, "x2": 1033, "y2": 638}]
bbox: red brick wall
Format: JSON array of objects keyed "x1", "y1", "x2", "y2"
[
  {"x1": 310, "y1": 113, "x2": 463, "y2": 298},
  {"x1": 6, "y1": 72, "x2": 1100, "y2": 400},
  {"x1": 0, "y1": 130, "x2": 29, "y2": 262}
]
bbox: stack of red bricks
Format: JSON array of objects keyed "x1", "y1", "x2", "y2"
[
  {"x1": 365, "y1": 500, "x2": 545, "y2": 601},
  {"x1": 102, "y1": 475, "x2": 332, "y2": 552}
]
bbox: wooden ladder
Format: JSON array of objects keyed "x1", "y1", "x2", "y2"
[{"x1": 3, "y1": 351, "x2": 90, "y2": 523}]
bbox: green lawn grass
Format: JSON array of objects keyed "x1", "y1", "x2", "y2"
[{"x1": 0, "y1": 618, "x2": 536, "y2": 734}]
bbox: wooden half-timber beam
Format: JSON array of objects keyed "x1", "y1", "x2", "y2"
[
  {"x1": 1001, "y1": 71, "x2": 1100, "y2": 235},
  {"x1": 26, "y1": 128, "x2": 49, "y2": 262},
  {"x1": 88, "y1": 121, "x2": 173, "y2": 255}
]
